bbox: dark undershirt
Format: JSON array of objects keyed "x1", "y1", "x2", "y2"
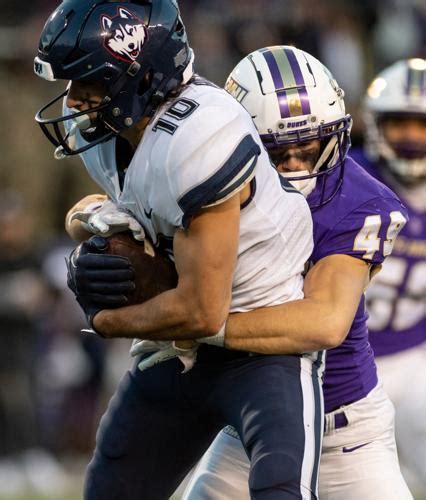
[{"x1": 115, "y1": 136, "x2": 134, "y2": 190}]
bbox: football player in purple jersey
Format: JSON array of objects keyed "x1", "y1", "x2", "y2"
[
  {"x1": 182, "y1": 46, "x2": 413, "y2": 500},
  {"x1": 351, "y1": 58, "x2": 426, "y2": 496}
]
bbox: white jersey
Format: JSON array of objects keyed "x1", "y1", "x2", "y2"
[{"x1": 75, "y1": 80, "x2": 313, "y2": 311}]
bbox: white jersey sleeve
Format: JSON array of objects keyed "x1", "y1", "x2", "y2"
[{"x1": 149, "y1": 87, "x2": 261, "y2": 229}]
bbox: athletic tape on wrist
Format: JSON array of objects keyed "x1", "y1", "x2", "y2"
[
  {"x1": 84, "y1": 201, "x2": 105, "y2": 214},
  {"x1": 67, "y1": 201, "x2": 104, "y2": 231},
  {"x1": 197, "y1": 322, "x2": 226, "y2": 347}
]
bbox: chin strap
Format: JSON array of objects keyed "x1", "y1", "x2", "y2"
[{"x1": 314, "y1": 136, "x2": 339, "y2": 172}]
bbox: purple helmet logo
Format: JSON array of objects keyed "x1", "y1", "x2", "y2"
[{"x1": 101, "y1": 8, "x2": 147, "y2": 63}]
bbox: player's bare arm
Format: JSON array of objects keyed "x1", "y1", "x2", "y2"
[
  {"x1": 65, "y1": 193, "x2": 107, "y2": 241},
  {"x1": 225, "y1": 254, "x2": 370, "y2": 354},
  {"x1": 93, "y1": 190, "x2": 245, "y2": 340}
]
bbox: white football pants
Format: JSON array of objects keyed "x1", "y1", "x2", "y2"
[
  {"x1": 375, "y1": 344, "x2": 426, "y2": 496},
  {"x1": 182, "y1": 384, "x2": 412, "y2": 500}
]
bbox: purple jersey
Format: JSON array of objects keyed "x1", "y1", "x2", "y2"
[
  {"x1": 351, "y1": 148, "x2": 426, "y2": 357},
  {"x1": 309, "y1": 156, "x2": 408, "y2": 413}
]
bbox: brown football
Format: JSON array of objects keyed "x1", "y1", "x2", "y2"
[{"x1": 105, "y1": 232, "x2": 178, "y2": 305}]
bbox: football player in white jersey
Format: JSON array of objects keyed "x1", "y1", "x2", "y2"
[
  {"x1": 181, "y1": 47, "x2": 412, "y2": 500},
  {"x1": 34, "y1": 2, "x2": 322, "y2": 499},
  {"x1": 351, "y1": 58, "x2": 426, "y2": 496}
]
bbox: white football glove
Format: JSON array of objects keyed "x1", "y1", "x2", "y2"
[
  {"x1": 130, "y1": 339, "x2": 172, "y2": 356},
  {"x1": 71, "y1": 199, "x2": 145, "y2": 241},
  {"x1": 130, "y1": 339, "x2": 198, "y2": 373}
]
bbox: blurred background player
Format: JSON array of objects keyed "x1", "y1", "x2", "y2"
[
  {"x1": 182, "y1": 45, "x2": 412, "y2": 500},
  {"x1": 0, "y1": 191, "x2": 71, "y2": 497},
  {"x1": 351, "y1": 58, "x2": 426, "y2": 497}
]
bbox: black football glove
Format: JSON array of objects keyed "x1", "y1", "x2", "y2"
[{"x1": 66, "y1": 235, "x2": 135, "y2": 326}]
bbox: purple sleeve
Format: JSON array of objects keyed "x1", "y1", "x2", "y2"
[{"x1": 314, "y1": 198, "x2": 409, "y2": 265}]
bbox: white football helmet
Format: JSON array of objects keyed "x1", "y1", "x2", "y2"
[
  {"x1": 364, "y1": 58, "x2": 426, "y2": 183},
  {"x1": 225, "y1": 45, "x2": 352, "y2": 207}
]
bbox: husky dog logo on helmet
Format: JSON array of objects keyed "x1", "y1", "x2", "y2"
[{"x1": 101, "y1": 8, "x2": 146, "y2": 62}]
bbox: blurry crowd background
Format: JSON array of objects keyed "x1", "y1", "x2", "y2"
[{"x1": 0, "y1": 0, "x2": 424, "y2": 497}]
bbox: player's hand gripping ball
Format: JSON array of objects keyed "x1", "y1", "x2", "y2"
[
  {"x1": 67, "y1": 232, "x2": 178, "y2": 327},
  {"x1": 106, "y1": 231, "x2": 178, "y2": 304}
]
